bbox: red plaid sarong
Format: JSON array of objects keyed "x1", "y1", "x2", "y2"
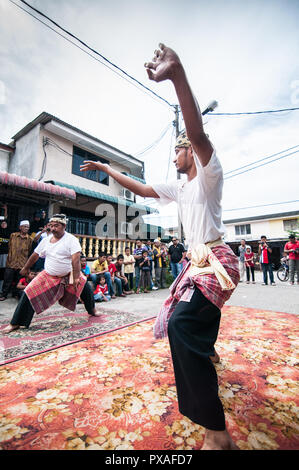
[
  {"x1": 154, "y1": 243, "x2": 240, "y2": 339},
  {"x1": 25, "y1": 270, "x2": 86, "y2": 314}
]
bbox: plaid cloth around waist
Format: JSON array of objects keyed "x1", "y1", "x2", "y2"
[
  {"x1": 154, "y1": 243, "x2": 240, "y2": 339},
  {"x1": 25, "y1": 270, "x2": 86, "y2": 314}
]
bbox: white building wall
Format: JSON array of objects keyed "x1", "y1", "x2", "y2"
[
  {"x1": 0, "y1": 149, "x2": 10, "y2": 172},
  {"x1": 38, "y1": 129, "x2": 132, "y2": 198},
  {"x1": 8, "y1": 125, "x2": 40, "y2": 178}
]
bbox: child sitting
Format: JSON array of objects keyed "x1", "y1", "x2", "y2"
[
  {"x1": 94, "y1": 275, "x2": 111, "y2": 302},
  {"x1": 16, "y1": 271, "x2": 36, "y2": 299},
  {"x1": 80, "y1": 255, "x2": 91, "y2": 279}
]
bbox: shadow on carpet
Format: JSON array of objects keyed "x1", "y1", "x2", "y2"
[
  {"x1": 0, "y1": 306, "x2": 155, "y2": 365},
  {"x1": 0, "y1": 305, "x2": 298, "y2": 450}
]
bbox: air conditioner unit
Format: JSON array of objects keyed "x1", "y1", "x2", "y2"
[
  {"x1": 122, "y1": 188, "x2": 135, "y2": 201},
  {"x1": 120, "y1": 222, "x2": 133, "y2": 235}
]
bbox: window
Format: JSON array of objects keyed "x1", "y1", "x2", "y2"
[
  {"x1": 72, "y1": 146, "x2": 109, "y2": 186},
  {"x1": 283, "y1": 219, "x2": 299, "y2": 232},
  {"x1": 235, "y1": 224, "x2": 251, "y2": 236}
]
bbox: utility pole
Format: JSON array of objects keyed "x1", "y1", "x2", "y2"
[{"x1": 173, "y1": 105, "x2": 183, "y2": 241}]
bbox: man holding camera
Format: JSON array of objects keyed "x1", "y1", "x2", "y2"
[{"x1": 258, "y1": 235, "x2": 276, "y2": 286}]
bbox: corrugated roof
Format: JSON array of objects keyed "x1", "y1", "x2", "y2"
[{"x1": 0, "y1": 172, "x2": 76, "y2": 200}]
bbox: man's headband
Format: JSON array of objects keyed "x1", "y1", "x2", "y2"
[
  {"x1": 49, "y1": 214, "x2": 67, "y2": 225},
  {"x1": 175, "y1": 130, "x2": 191, "y2": 149}
]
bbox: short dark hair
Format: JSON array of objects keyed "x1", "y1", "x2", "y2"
[
  {"x1": 289, "y1": 234, "x2": 295, "y2": 239},
  {"x1": 117, "y1": 254, "x2": 124, "y2": 260},
  {"x1": 98, "y1": 252, "x2": 106, "y2": 258},
  {"x1": 98, "y1": 275, "x2": 106, "y2": 282},
  {"x1": 261, "y1": 235, "x2": 267, "y2": 239},
  {"x1": 142, "y1": 249, "x2": 148, "y2": 255}
]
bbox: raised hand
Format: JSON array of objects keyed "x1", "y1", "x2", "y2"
[
  {"x1": 80, "y1": 160, "x2": 109, "y2": 173},
  {"x1": 144, "y1": 43, "x2": 183, "y2": 83}
]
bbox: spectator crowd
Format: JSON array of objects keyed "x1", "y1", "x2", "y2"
[
  {"x1": 0, "y1": 209, "x2": 189, "y2": 303},
  {"x1": 1, "y1": 208, "x2": 299, "y2": 304}
]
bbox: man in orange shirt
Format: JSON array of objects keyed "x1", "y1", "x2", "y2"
[{"x1": 284, "y1": 234, "x2": 299, "y2": 285}]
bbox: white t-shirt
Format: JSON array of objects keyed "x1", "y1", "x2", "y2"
[
  {"x1": 152, "y1": 149, "x2": 225, "y2": 250},
  {"x1": 34, "y1": 232, "x2": 82, "y2": 276}
]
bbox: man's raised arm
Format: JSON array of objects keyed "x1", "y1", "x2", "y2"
[
  {"x1": 145, "y1": 43, "x2": 213, "y2": 167},
  {"x1": 80, "y1": 161, "x2": 159, "y2": 198}
]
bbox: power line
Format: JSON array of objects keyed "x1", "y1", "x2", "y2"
[
  {"x1": 9, "y1": 0, "x2": 174, "y2": 109},
  {"x1": 224, "y1": 149, "x2": 299, "y2": 179},
  {"x1": 208, "y1": 107, "x2": 299, "y2": 116},
  {"x1": 134, "y1": 123, "x2": 173, "y2": 157},
  {"x1": 224, "y1": 144, "x2": 299, "y2": 176},
  {"x1": 223, "y1": 200, "x2": 299, "y2": 212}
]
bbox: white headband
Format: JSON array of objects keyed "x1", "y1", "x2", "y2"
[{"x1": 19, "y1": 220, "x2": 30, "y2": 227}]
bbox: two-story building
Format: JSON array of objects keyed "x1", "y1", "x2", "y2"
[
  {"x1": 223, "y1": 210, "x2": 299, "y2": 267},
  {"x1": 0, "y1": 112, "x2": 162, "y2": 258}
]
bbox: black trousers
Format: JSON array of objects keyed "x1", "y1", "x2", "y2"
[
  {"x1": 125, "y1": 273, "x2": 134, "y2": 290},
  {"x1": 167, "y1": 287, "x2": 225, "y2": 431},
  {"x1": 10, "y1": 281, "x2": 95, "y2": 328},
  {"x1": 246, "y1": 265, "x2": 255, "y2": 282}
]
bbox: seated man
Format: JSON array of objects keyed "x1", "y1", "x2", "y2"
[{"x1": 90, "y1": 252, "x2": 114, "y2": 297}]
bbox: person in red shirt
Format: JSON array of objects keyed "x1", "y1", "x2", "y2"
[
  {"x1": 107, "y1": 254, "x2": 123, "y2": 298},
  {"x1": 244, "y1": 247, "x2": 255, "y2": 284},
  {"x1": 93, "y1": 276, "x2": 111, "y2": 302},
  {"x1": 258, "y1": 236, "x2": 275, "y2": 286},
  {"x1": 16, "y1": 271, "x2": 36, "y2": 299},
  {"x1": 284, "y1": 235, "x2": 299, "y2": 285},
  {"x1": 94, "y1": 275, "x2": 111, "y2": 302}
]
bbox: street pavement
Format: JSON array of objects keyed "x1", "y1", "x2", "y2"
[{"x1": 0, "y1": 271, "x2": 298, "y2": 326}]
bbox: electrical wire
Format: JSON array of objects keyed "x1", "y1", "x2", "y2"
[
  {"x1": 10, "y1": 0, "x2": 174, "y2": 109},
  {"x1": 224, "y1": 149, "x2": 299, "y2": 179},
  {"x1": 134, "y1": 123, "x2": 173, "y2": 157},
  {"x1": 208, "y1": 107, "x2": 299, "y2": 116},
  {"x1": 223, "y1": 200, "x2": 299, "y2": 212},
  {"x1": 224, "y1": 144, "x2": 299, "y2": 176}
]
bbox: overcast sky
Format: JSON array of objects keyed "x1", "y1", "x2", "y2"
[{"x1": 0, "y1": 0, "x2": 298, "y2": 229}]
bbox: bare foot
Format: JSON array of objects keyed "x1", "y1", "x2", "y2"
[
  {"x1": 2, "y1": 324, "x2": 20, "y2": 334},
  {"x1": 201, "y1": 429, "x2": 239, "y2": 450},
  {"x1": 89, "y1": 309, "x2": 101, "y2": 317}
]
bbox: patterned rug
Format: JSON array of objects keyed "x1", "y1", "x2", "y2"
[
  {"x1": 0, "y1": 306, "x2": 298, "y2": 450},
  {"x1": 0, "y1": 306, "x2": 155, "y2": 365}
]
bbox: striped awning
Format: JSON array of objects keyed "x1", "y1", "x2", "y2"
[
  {"x1": 49, "y1": 180, "x2": 158, "y2": 214},
  {"x1": 0, "y1": 172, "x2": 76, "y2": 200}
]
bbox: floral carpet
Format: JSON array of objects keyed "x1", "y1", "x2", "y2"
[
  {"x1": 0, "y1": 306, "x2": 298, "y2": 450},
  {"x1": 0, "y1": 307, "x2": 155, "y2": 365}
]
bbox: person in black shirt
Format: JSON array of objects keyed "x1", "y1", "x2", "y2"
[{"x1": 168, "y1": 237, "x2": 186, "y2": 279}]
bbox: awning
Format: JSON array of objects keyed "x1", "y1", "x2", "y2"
[
  {"x1": 0, "y1": 172, "x2": 76, "y2": 200},
  {"x1": 48, "y1": 180, "x2": 158, "y2": 214}
]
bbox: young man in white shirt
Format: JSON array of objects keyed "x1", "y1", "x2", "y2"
[
  {"x1": 3, "y1": 214, "x2": 98, "y2": 333},
  {"x1": 80, "y1": 44, "x2": 240, "y2": 450}
]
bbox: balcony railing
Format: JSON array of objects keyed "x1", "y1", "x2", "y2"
[{"x1": 75, "y1": 234, "x2": 139, "y2": 259}]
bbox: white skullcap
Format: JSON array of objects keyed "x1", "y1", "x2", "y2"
[
  {"x1": 19, "y1": 220, "x2": 30, "y2": 226},
  {"x1": 154, "y1": 238, "x2": 160, "y2": 242}
]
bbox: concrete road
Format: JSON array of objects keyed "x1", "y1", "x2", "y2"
[{"x1": 0, "y1": 271, "x2": 298, "y2": 326}]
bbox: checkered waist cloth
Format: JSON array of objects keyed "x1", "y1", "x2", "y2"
[
  {"x1": 154, "y1": 243, "x2": 240, "y2": 339},
  {"x1": 25, "y1": 270, "x2": 86, "y2": 314}
]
